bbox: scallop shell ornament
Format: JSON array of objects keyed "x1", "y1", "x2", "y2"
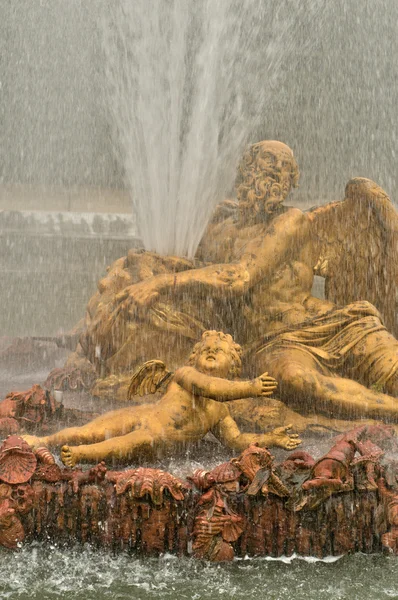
[{"x1": 0, "y1": 436, "x2": 37, "y2": 484}]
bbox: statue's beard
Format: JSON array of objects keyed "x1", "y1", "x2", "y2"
[{"x1": 237, "y1": 173, "x2": 287, "y2": 225}]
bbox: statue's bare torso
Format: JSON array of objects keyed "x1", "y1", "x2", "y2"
[{"x1": 198, "y1": 207, "x2": 334, "y2": 342}]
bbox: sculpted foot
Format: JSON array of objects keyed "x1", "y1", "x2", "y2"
[{"x1": 61, "y1": 445, "x2": 77, "y2": 468}]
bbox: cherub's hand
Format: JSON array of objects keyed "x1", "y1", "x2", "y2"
[
  {"x1": 252, "y1": 372, "x2": 278, "y2": 397},
  {"x1": 270, "y1": 424, "x2": 301, "y2": 450}
]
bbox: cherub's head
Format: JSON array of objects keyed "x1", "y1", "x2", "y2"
[
  {"x1": 235, "y1": 140, "x2": 299, "y2": 223},
  {"x1": 188, "y1": 331, "x2": 242, "y2": 379}
]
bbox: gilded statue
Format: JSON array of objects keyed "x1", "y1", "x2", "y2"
[
  {"x1": 58, "y1": 140, "x2": 398, "y2": 427},
  {"x1": 24, "y1": 331, "x2": 301, "y2": 465}
]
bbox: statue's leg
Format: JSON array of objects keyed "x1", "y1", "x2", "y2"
[
  {"x1": 255, "y1": 347, "x2": 398, "y2": 422},
  {"x1": 342, "y1": 329, "x2": 398, "y2": 397},
  {"x1": 41, "y1": 406, "x2": 144, "y2": 448},
  {"x1": 61, "y1": 427, "x2": 160, "y2": 466}
]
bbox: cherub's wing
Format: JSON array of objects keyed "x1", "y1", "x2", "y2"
[
  {"x1": 127, "y1": 360, "x2": 174, "y2": 399},
  {"x1": 308, "y1": 178, "x2": 398, "y2": 337}
]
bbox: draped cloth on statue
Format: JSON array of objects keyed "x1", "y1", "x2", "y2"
[
  {"x1": 146, "y1": 301, "x2": 209, "y2": 339},
  {"x1": 251, "y1": 301, "x2": 398, "y2": 389},
  {"x1": 99, "y1": 297, "x2": 225, "y2": 375}
]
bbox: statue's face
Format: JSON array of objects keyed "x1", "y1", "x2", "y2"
[
  {"x1": 195, "y1": 336, "x2": 234, "y2": 378},
  {"x1": 258, "y1": 142, "x2": 296, "y2": 212},
  {"x1": 236, "y1": 141, "x2": 298, "y2": 223}
]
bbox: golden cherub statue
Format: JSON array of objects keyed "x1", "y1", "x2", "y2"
[{"x1": 23, "y1": 331, "x2": 301, "y2": 465}]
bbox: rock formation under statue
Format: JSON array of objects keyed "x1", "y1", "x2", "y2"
[
  {"x1": 48, "y1": 140, "x2": 398, "y2": 434},
  {"x1": 1, "y1": 425, "x2": 398, "y2": 560}
]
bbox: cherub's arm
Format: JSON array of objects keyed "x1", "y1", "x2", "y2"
[
  {"x1": 212, "y1": 414, "x2": 301, "y2": 451},
  {"x1": 174, "y1": 366, "x2": 277, "y2": 402}
]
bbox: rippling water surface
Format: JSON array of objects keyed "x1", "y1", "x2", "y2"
[{"x1": 1, "y1": 545, "x2": 397, "y2": 600}]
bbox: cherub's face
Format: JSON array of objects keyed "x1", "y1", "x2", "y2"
[{"x1": 195, "y1": 337, "x2": 234, "y2": 378}]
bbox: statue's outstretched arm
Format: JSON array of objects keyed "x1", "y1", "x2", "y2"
[
  {"x1": 116, "y1": 208, "x2": 308, "y2": 309},
  {"x1": 212, "y1": 415, "x2": 301, "y2": 451},
  {"x1": 174, "y1": 367, "x2": 277, "y2": 402}
]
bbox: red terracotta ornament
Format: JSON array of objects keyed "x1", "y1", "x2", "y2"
[
  {"x1": 115, "y1": 467, "x2": 187, "y2": 505},
  {"x1": 0, "y1": 436, "x2": 37, "y2": 484},
  {"x1": 0, "y1": 498, "x2": 24, "y2": 549},
  {"x1": 0, "y1": 426, "x2": 395, "y2": 560},
  {"x1": 35, "y1": 446, "x2": 56, "y2": 465},
  {"x1": 0, "y1": 418, "x2": 20, "y2": 437}
]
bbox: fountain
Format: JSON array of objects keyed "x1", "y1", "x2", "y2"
[
  {"x1": 2, "y1": 0, "x2": 398, "y2": 598},
  {"x1": 2, "y1": 142, "x2": 398, "y2": 565}
]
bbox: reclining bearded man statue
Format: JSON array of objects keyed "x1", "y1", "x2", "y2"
[{"x1": 61, "y1": 140, "x2": 398, "y2": 428}]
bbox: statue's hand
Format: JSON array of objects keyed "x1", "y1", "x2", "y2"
[
  {"x1": 208, "y1": 265, "x2": 250, "y2": 294},
  {"x1": 252, "y1": 372, "x2": 278, "y2": 397},
  {"x1": 270, "y1": 424, "x2": 301, "y2": 450},
  {"x1": 115, "y1": 279, "x2": 162, "y2": 314}
]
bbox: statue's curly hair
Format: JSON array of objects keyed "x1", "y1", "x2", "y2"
[
  {"x1": 188, "y1": 330, "x2": 242, "y2": 379},
  {"x1": 235, "y1": 141, "x2": 299, "y2": 217}
]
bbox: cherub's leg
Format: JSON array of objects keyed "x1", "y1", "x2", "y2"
[
  {"x1": 257, "y1": 348, "x2": 398, "y2": 422},
  {"x1": 28, "y1": 407, "x2": 143, "y2": 449},
  {"x1": 61, "y1": 428, "x2": 159, "y2": 467}
]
